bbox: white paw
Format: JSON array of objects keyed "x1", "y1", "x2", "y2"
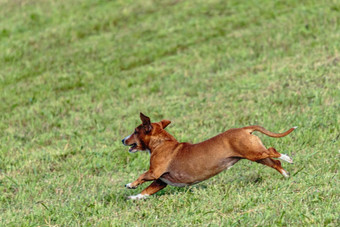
[
  {"x1": 279, "y1": 154, "x2": 293, "y2": 164},
  {"x1": 125, "y1": 183, "x2": 137, "y2": 189},
  {"x1": 281, "y1": 170, "x2": 290, "y2": 178},
  {"x1": 127, "y1": 194, "x2": 149, "y2": 200}
]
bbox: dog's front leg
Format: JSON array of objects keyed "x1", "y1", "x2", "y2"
[
  {"x1": 127, "y1": 179, "x2": 167, "y2": 200},
  {"x1": 125, "y1": 170, "x2": 157, "y2": 189}
]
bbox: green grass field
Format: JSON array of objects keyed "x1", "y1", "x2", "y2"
[{"x1": 1, "y1": 0, "x2": 339, "y2": 225}]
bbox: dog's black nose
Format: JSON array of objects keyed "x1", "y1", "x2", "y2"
[{"x1": 122, "y1": 139, "x2": 125, "y2": 145}]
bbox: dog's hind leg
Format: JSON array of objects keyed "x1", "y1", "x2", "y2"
[
  {"x1": 256, "y1": 158, "x2": 290, "y2": 178},
  {"x1": 245, "y1": 147, "x2": 293, "y2": 164},
  {"x1": 265, "y1": 147, "x2": 293, "y2": 163},
  {"x1": 127, "y1": 179, "x2": 167, "y2": 200}
]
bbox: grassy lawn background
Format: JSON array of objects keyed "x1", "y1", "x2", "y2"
[{"x1": 0, "y1": 0, "x2": 339, "y2": 225}]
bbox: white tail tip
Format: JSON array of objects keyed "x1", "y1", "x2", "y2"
[{"x1": 293, "y1": 126, "x2": 298, "y2": 129}]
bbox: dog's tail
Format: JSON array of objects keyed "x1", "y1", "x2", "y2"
[{"x1": 244, "y1": 125, "x2": 297, "y2": 138}]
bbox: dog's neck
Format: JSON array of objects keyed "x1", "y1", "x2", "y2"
[{"x1": 147, "y1": 131, "x2": 179, "y2": 154}]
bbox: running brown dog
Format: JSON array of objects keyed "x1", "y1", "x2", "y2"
[{"x1": 122, "y1": 113, "x2": 296, "y2": 199}]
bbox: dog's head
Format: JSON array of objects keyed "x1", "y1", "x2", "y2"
[{"x1": 121, "y1": 113, "x2": 171, "y2": 153}]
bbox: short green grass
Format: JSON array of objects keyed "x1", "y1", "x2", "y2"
[{"x1": 1, "y1": 0, "x2": 339, "y2": 225}]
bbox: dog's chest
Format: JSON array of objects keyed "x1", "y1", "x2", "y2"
[
  {"x1": 159, "y1": 177, "x2": 189, "y2": 187},
  {"x1": 159, "y1": 172, "x2": 192, "y2": 187}
]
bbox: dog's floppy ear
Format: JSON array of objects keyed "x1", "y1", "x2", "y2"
[
  {"x1": 140, "y1": 112, "x2": 152, "y2": 133},
  {"x1": 160, "y1": 120, "x2": 171, "y2": 129}
]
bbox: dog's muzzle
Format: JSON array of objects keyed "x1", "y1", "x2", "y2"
[
  {"x1": 128, "y1": 143, "x2": 137, "y2": 152},
  {"x1": 122, "y1": 138, "x2": 138, "y2": 153}
]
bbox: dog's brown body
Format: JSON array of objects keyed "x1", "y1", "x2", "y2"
[{"x1": 122, "y1": 113, "x2": 296, "y2": 199}]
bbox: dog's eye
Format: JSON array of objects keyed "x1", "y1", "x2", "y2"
[{"x1": 134, "y1": 130, "x2": 137, "y2": 134}]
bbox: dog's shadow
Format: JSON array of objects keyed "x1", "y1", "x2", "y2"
[
  {"x1": 103, "y1": 185, "x2": 204, "y2": 203},
  {"x1": 110, "y1": 175, "x2": 266, "y2": 202}
]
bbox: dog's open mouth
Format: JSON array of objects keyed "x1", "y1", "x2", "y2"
[{"x1": 129, "y1": 143, "x2": 137, "y2": 152}]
